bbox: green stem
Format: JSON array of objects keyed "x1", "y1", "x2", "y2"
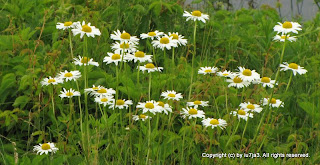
[
  {"x1": 68, "y1": 29, "x2": 74, "y2": 59},
  {"x1": 137, "y1": 61, "x2": 140, "y2": 86},
  {"x1": 148, "y1": 73, "x2": 152, "y2": 100},
  {"x1": 188, "y1": 21, "x2": 197, "y2": 100},
  {"x1": 75, "y1": 81, "x2": 85, "y2": 152},
  {"x1": 285, "y1": 73, "x2": 293, "y2": 92},
  {"x1": 240, "y1": 118, "x2": 249, "y2": 148},
  {"x1": 146, "y1": 118, "x2": 151, "y2": 165},
  {"x1": 226, "y1": 120, "x2": 240, "y2": 148}
]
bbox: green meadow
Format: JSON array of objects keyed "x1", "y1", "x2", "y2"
[{"x1": 0, "y1": 0, "x2": 319, "y2": 164}]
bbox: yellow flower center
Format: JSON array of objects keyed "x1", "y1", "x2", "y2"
[
  {"x1": 112, "y1": 54, "x2": 121, "y2": 60},
  {"x1": 64, "y1": 72, "x2": 73, "y2": 77},
  {"x1": 233, "y1": 77, "x2": 243, "y2": 83},
  {"x1": 101, "y1": 98, "x2": 108, "y2": 102},
  {"x1": 282, "y1": 21, "x2": 293, "y2": 29},
  {"x1": 145, "y1": 63, "x2": 155, "y2": 69},
  {"x1": 158, "y1": 101, "x2": 165, "y2": 107},
  {"x1": 204, "y1": 69, "x2": 212, "y2": 73},
  {"x1": 48, "y1": 79, "x2": 56, "y2": 83},
  {"x1": 92, "y1": 86, "x2": 99, "y2": 90},
  {"x1": 116, "y1": 100, "x2": 125, "y2": 105},
  {"x1": 238, "y1": 109, "x2": 246, "y2": 115},
  {"x1": 188, "y1": 108, "x2": 198, "y2": 115},
  {"x1": 194, "y1": 101, "x2": 201, "y2": 105},
  {"x1": 41, "y1": 143, "x2": 51, "y2": 150},
  {"x1": 169, "y1": 34, "x2": 179, "y2": 40},
  {"x1": 280, "y1": 35, "x2": 288, "y2": 40},
  {"x1": 145, "y1": 103, "x2": 154, "y2": 109},
  {"x1": 97, "y1": 88, "x2": 107, "y2": 93},
  {"x1": 64, "y1": 22, "x2": 73, "y2": 26},
  {"x1": 261, "y1": 77, "x2": 271, "y2": 83},
  {"x1": 135, "y1": 51, "x2": 145, "y2": 57},
  {"x1": 120, "y1": 43, "x2": 130, "y2": 49},
  {"x1": 192, "y1": 10, "x2": 202, "y2": 17},
  {"x1": 247, "y1": 104, "x2": 255, "y2": 109},
  {"x1": 82, "y1": 24, "x2": 92, "y2": 33},
  {"x1": 120, "y1": 32, "x2": 131, "y2": 39},
  {"x1": 288, "y1": 63, "x2": 298, "y2": 69},
  {"x1": 210, "y1": 119, "x2": 219, "y2": 125},
  {"x1": 222, "y1": 73, "x2": 229, "y2": 76},
  {"x1": 148, "y1": 32, "x2": 156, "y2": 36},
  {"x1": 66, "y1": 92, "x2": 73, "y2": 96},
  {"x1": 168, "y1": 93, "x2": 175, "y2": 97},
  {"x1": 271, "y1": 98, "x2": 277, "y2": 104},
  {"x1": 160, "y1": 37, "x2": 169, "y2": 44},
  {"x1": 242, "y1": 69, "x2": 252, "y2": 76},
  {"x1": 139, "y1": 114, "x2": 146, "y2": 119},
  {"x1": 81, "y1": 57, "x2": 88, "y2": 63}
]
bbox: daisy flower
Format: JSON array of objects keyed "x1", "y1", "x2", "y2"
[
  {"x1": 110, "y1": 30, "x2": 139, "y2": 44},
  {"x1": 140, "y1": 30, "x2": 164, "y2": 40},
  {"x1": 187, "y1": 100, "x2": 209, "y2": 108},
  {"x1": 239, "y1": 102, "x2": 263, "y2": 113},
  {"x1": 59, "y1": 88, "x2": 81, "y2": 98},
  {"x1": 254, "y1": 77, "x2": 277, "y2": 88},
  {"x1": 58, "y1": 70, "x2": 81, "y2": 82},
  {"x1": 226, "y1": 76, "x2": 250, "y2": 88},
  {"x1": 198, "y1": 66, "x2": 218, "y2": 75},
  {"x1": 132, "y1": 114, "x2": 152, "y2": 121},
  {"x1": 262, "y1": 98, "x2": 284, "y2": 108},
  {"x1": 94, "y1": 95, "x2": 113, "y2": 107},
  {"x1": 183, "y1": 10, "x2": 209, "y2": 23},
  {"x1": 103, "y1": 52, "x2": 126, "y2": 66},
  {"x1": 152, "y1": 35, "x2": 178, "y2": 50},
  {"x1": 33, "y1": 142, "x2": 58, "y2": 155},
  {"x1": 202, "y1": 118, "x2": 227, "y2": 129},
  {"x1": 126, "y1": 51, "x2": 153, "y2": 63},
  {"x1": 41, "y1": 76, "x2": 63, "y2": 86},
  {"x1": 161, "y1": 90, "x2": 183, "y2": 101},
  {"x1": 84, "y1": 85, "x2": 101, "y2": 95},
  {"x1": 111, "y1": 42, "x2": 137, "y2": 54},
  {"x1": 136, "y1": 100, "x2": 162, "y2": 115},
  {"x1": 181, "y1": 107, "x2": 205, "y2": 119},
  {"x1": 56, "y1": 21, "x2": 76, "y2": 30},
  {"x1": 109, "y1": 99, "x2": 133, "y2": 110},
  {"x1": 157, "y1": 101, "x2": 172, "y2": 115},
  {"x1": 71, "y1": 21, "x2": 101, "y2": 38},
  {"x1": 230, "y1": 109, "x2": 253, "y2": 121},
  {"x1": 90, "y1": 86, "x2": 116, "y2": 97},
  {"x1": 273, "y1": 21, "x2": 302, "y2": 35},
  {"x1": 168, "y1": 32, "x2": 188, "y2": 46},
  {"x1": 237, "y1": 67, "x2": 261, "y2": 82},
  {"x1": 217, "y1": 70, "x2": 235, "y2": 78},
  {"x1": 279, "y1": 62, "x2": 307, "y2": 76},
  {"x1": 73, "y1": 55, "x2": 99, "y2": 66},
  {"x1": 138, "y1": 63, "x2": 163, "y2": 73},
  {"x1": 273, "y1": 34, "x2": 297, "y2": 42}
]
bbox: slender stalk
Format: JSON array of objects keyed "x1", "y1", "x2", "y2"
[
  {"x1": 188, "y1": 21, "x2": 197, "y2": 100},
  {"x1": 76, "y1": 81, "x2": 85, "y2": 152},
  {"x1": 137, "y1": 61, "x2": 140, "y2": 86},
  {"x1": 226, "y1": 120, "x2": 240, "y2": 147},
  {"x1": 285, "y1": 73, "x2": 293, "y2": 92},
  {"x1": 172, "y1": 47, "x2": 175, "y2": 67},
  {"x1": 148, "y1": 73, "x2": 152, "y2": 100},
  {"x1": 68, "y1": 29, "x2": 74, "y2": 59},
  {"x1": 240, "y1": 118, "x2": 249, "y2": 148},
  {"x1": 146, "y1": 118, "x2": 151, "y2": 165}
]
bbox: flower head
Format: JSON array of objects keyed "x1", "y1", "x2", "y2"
[
  {"x1": 217, "y1": 70, "x2": 235, "y2": 78},
  {"x1": 73, "y1": 55, "x2": 99, "y2": 66},
  {"x1": 109, "y1": 99, "x2": 133, "y2": 110},
  {"x1": 90, "y1": 86, "x2": 116, "y2": 97},
  {"x1": 262, "y1": 98, "x2": 284, "y2": 108},
  {"x1": 111, "y1": 30, "x2": 139, "y2": 44},
  {"x1": 157, "y1": 101, "x2": 172, "y2": 115},
  {"x1": 168, "y1": 32, "x2": 188, "y2": 46},
  {"x1": 239, "y1": 102, "x2": 263, "y2": 113},
  {"x1": 33, "y1": 142, "x2": 58, "y2": 155},
  {"x1": 103, "y1": 52, "x2": 127, "y2": 66},
  {"x1": 126, "y1": 50, "x2": 153, "y2": 63},
  {"x1": 59, "y1": 88, "x2": 81, "y2": 98},
  {"x1": 183, "y1": 10, "x2": 209, "y2": 23},
  {"x1": 254, "y1": 77, "x2": 277, "y2": 88},
  {"x1": 273, "y1": 21, "x2": 302, "y2": 35},
  {"x1": 187, "y1": 100, "x2": 209, "y2": 108},
  {"x1": 140, "y1": 30, "x2": 164, "y2": 40},
  {"x1": 226, "y1": 76, "x2": 250, "y2": 88},
  {"x1": 198, "y1": 66, "x2": 218, "y2": 75},
  {"x1": 94, "y1": 95, "x2": 113, "y2": 107},
  {"x1": 138, "y1": 63, "x2": 163, "y2": 73},
  {"x1": 237, "y1": 67, "x2": 260, "y2": 82},
  {"x1": 161, "y1": 90, "x2": 183, "y2": 101},
  {"x1": 181, "y1": 107, "x2": 205, "y2": 119},
  {"x1": 136, "y1": 100, "x2": 162, "y2": 115},
  {"x1": 152, "y1": 35, "x2": 178, "y2": 50},
  {"x1": 273, "y1": 34, "x2": 297, "y2": 42},
  {"x1": 202, "y1": 118, "x2": 227, "y2": 129},
  {"x1": 280, "y1": 62, "x2": 307, "y2": 76},
  {"x1": 56, "y1": 21, "x2": 76, "y2": 30},
  {"x1": 111, "y1": 42, "x2": 137, "y2": 54},
  {"x1": 58, "y1": 70, "x2": 81, "y2": 82},
  {"x1": 72, "y1": 21, "x2": 101, "y2": 38},
  {"x1": 41, "y1": 76, "x2": 63, "y2": 86},
  {"x1": 230, "y1": 109, "x2": 253, "y2": 121},
  {"x1": 132, "y1": 114, "x2": 152, "y2": 121}
]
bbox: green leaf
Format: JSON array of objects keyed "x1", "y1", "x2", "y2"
[{"x1": 13, "y1": 96, "x2": 30, "y2": 109}]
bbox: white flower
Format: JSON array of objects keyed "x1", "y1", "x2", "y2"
[
  {"x1": 33, "y1": 142, "x2": 58, "y2": 155},
  {"x1": 230, "y1": 109, "x2": 253, "y2": 121},
  {"x1": 273, "y1": 34, "x2": 297, "y2": 42},
  {"x1": 187, "y1": 100, "x2": 209, "y2": 108},
  {"x1": 132, "y1": 114, "x2": 151, "y2": 121},
  {"x1": 273, "y1": 21, "x2": 302, "y2": 35},
  {"x1": 157, "y1": 101, "x2": 172, "y2": 115},
  {"x1": 136, "y1": 100, "x2": 162, "y2": 115},
  {"x1": 111, "y1": 42, "x2": 137, "y2": 54},
  {"x1": 84, "y1": 85, "x2": 102, "y2": 95},
  {"x1": 73, "y1": 55, "x2": 99, "y2": 66},
  {"x1": 126, "y1": 51, "x2": 153, "y2": 63},
  {"x1": 58, "y1": 70, "x2": 81, "y2": 82},
  {"x1": 254, "y1": 77, "x2": 277, "y2": 88},
  {"x1": 140, "y1": 30, "x2": 164, "y2": 40},
  {"x1": 198, "y1": 66, "x2": 218, "y2": 75},
  {"x1": 217, "y1": 70, "x2": 235, "y2": 78},
  {"x1": 90, "y1": 86, "x2": 116, "y2": 97},
  {"x1": 41, "y1": 76, "x2": 63, "y2": 86},
  {"x1": 262, "y1": 98, "x2": 284, "y2": 108},
  {"x1": 103, "y1": 52, "x2": 126, "y2": 66},
  {"x1": 237, "y1": 67, "x2": 260, "y2": 82},
  {"x1": 183, "y1": 10, "x2": 209, "y2": 23},
  {"x1": 181, "y1": 107, "x2": 205, "y2": 119},
  {"x1": 109, "y1": 99, "x2": 133, "y2": 110},
  {"x1": 59, "y1": 88, "x2": 81, "y2": 98},
  {"x1": 161, "y1": 90, "x2": 183, "y2": 101},
  {"x1": 152, "y1": 35, "x2": 178, "y2": 50},
  {"x1": 226, "y1": 76, "x2": 250, "y2": 88},
  {"x1": 56, "y1": 21, "x2": 76, "y2": 30},
  {"x1": 110, "y1": 30, "x2": 139, "y2": 44},
  {"x1": 202, "y1": 118, "x2": 227, "y2": 129},
  {"x1": 168, "y1": 32, "x2": 188, "y2": 46},
  {"x1": 71, "y1": 21, "x2": 101, "y2": 38},
  {"x1": 94, "y1": 95, "x2": 113, "y2": 107},
  {"x1": 280, "y1": 62, "x2": 307, "y2": 76},
  {"x1": 138, "y1": 63, "x2": 163, "y2": 73},
  {"x1": 239, "y1": 102, "x2": 263, "y2": 113}
]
